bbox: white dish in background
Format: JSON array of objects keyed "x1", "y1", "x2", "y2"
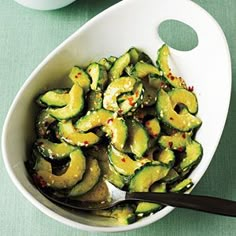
[
  {"x1": 2, "y1": 0, "x2": 231, "y2": 233},
  {"x1": 15, "y1": 0, "x2": 77, "y2": 10}
]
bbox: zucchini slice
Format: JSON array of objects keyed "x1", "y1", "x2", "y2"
[
  {"x1": 129, "y1": 162, "x2": 170, "y2": 192},
  {"x1": 37, "y1": 89, "x2": 70, "y2": 107},
  {"x1": 103, "y1": 76, "x2": 137, "y2": 114},
  {"x1": 170, "y1": 178, "x2": 193, "y2": 192},
  {"x1": 35, "y1": 149, "x2": 86, "y2": 189},
  {"x1": 180, "y1": 140, "x2": 203, "y2": 172},
  {"x1": 157, "y1": 44, "x2": 187, "y2": 88},
  {"x1": 76, "y1": 109, "x2": 128, "y2": 151},
  {"x1": 135, "y1": 183, "x2": 166, "y2": 215},
  {"x1": 108, "y1": 145, "x2": 149, "y2": 176},
  {"x1": 69, "y1": 158, "x2": 101, "y2": 197},
  {"x1": 48, "y1": 84, "x2": 84, "y2": 120},
  {"x1": 69, "y1": 66, "x2": 91, "y2": 93},
  {"x1": 36, "y1": 110, "x2": 56, "y2": 138},
  {"x1": 131, "y1": 61, "x2": 162, "y2": 78},
  {"x1": 145, "y1": 118, "x2": 161, "y2": 138},
  {"x1": 109, "y1": 53, "x2": 130, "y2": 81},
  {"x1": 86, "y1": 63, "x2": 108, "y2": 91},
  {"x1": 168, "y1": 88, "x2": 198, "y2": 114},
  {"x1": 58, "y1": 120, "x2": 100, "y2": 147},
  {"x1": 126, "y1": 119, "x2": 149, "y2": 158},
  {"x1": 35, "y1": 138, "x2": 76, "y2": 160},
  {"x1": 156, "y1": 89, "x2": 202, "y2": 131}
]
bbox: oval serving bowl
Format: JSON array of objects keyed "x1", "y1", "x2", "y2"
[{"x1": 2, "y1": 0, "x2": 231, "y2": 232}]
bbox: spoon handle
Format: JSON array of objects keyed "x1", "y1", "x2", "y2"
[{"x1": 126, "y1": 192, "x2": 236, "y2": 217}]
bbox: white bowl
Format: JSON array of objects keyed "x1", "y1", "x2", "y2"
[
  {"x1": 2, "y1": 0, "x2": 231, "y2": 233},
  {"x1": 15, "y1": 0, "x2": 77, "y2": 10}
]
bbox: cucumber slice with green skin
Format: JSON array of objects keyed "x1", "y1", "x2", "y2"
[
  {"x1": 108, "y1": 145, "x2": 149, "y2": 176},
  {"x1": 135, "y1": 183, "x2": 166, "y2": 215},
  {"x1": 142, "y1": 76, "x2": 158, "y2": 106},
  {"x1": 126, "y1": 119, "x2": 149, "y2": 158},
  {"x1": 108, "y1": 53, "x2": 130, "y2": 81},
  {"x1": 162, "y1": 168, "x2": 180, "y2": 183},
  {"x1": 37, "y1": 89, "x2": 70, "y2": 108},
  {"x1": 86, "y1": 63, "x2": 108, "y2": 91},
  {"x1": 93, "y1": 205, "x2": 136, "y2": 225},
  {"x1": 48, "y1": 84, "x2": 84, "y2": 121},
  {"x1": 170, "y1": 178, "x2": 193, "y2": 192},
  {"x1": 86, "y1": 90, "x2": 103, "y2": 111},
  {"x1": 103, "y1": 76, "x2": 137, "y2": 114},
  {"x1": 168, "y1": 88, "x2": 198, "y2": 114},
  {"x1": 145, "y1": 118, "x2": 161, "y2": 138},
  {"x1": 69, "y1": 66, "x2": 91, "y2": 93},
  {"x1": 156, "y1": 89, "x2": 202, "y2": 131},
  {"x1": 108, "y1": 56, "x2": 117, "y2": 63},
  {"x1": 157, "y1": 44, "x2": 187, "y2": 88},
  {"x1": 157, "y1": 148, "x2": 175, "y2": 167},
  {"x1": 131, "y1": 61, "x2": 162, "y2": 78},
  {"x1": 35, "y1": 149, "x2": 86, "y2": 189},
  {"x1": 148, "y1": 74, "x2": 168, "y2": 90},
  {"x1": 35, "y1": 138, "x2": 76, "y2": 160},
  {"x1": 98, "y1": 58, "x2": 113, "y2": 71},
  {"x1": 58, "y1": 120, "x2": 100, "y2": 147},
  {"x1": 180, "y1": 140, "x2": 203, "y2": 172},
  {"x1": 128, "y1": 47, "x2": 140, "y2": 64},
  {"x1": 36, "y1": 110, "x2": 56, "y2": 138},
  {"x1": 119, "y1": 82, "x2": 143, "y2": 114},
  {"x1": 129, "y1": 162, "x2": 170, "y2": 192},
  {"x1": 158, "y1": 132, "x2": 190, "y2": 150},
  {"x1": 69, "y1": 158, "x2": 101, "y2": 197},
  {"x1": 76, "y1": 109, "x2": 128, "y2": 151}
]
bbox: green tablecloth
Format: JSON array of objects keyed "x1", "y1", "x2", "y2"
[{"x1": 0, "y1": 0, "x2": 235, "y2": 235}]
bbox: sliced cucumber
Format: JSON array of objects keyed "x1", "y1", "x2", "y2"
[
  {"x1": 69, "y1": 158, "x2": 101, "y2": 197},
  {"x1": 131, "y1": 61, "x2": 162, "y2": 78},
  {"x1": 126, "y1": 119, "x2": 149, "y2": 158},
  {"x1": 157, "y1": 148, "x2": 175, "y2": 167},
  {"x1": 35, "y1": 138, "x2": 76, "y2": 160},
  {"x1": 108, "y1": 145, "x2": 149, "y2": 176},
  {"x1": 58, "y1": 120, "x2": 100, "y2": 147},
  {"x1": 135, "y1": 183, "x2": 166, "y2": 215},
  {"x1": 129, "y1": 162, "x2": 169, "y2": 192},
  {"x1": 69, "y1": 66, "x2": 91, "y2": 93},
  {"x1": 168, "y1": 88, "x2": 198, "y2": 114},
  {"x1": 145, "y1": 118, "x2": 161, "y2": 138},
  {"x1": 157, "y1": 44, "x2": 186, "y2": 88},
  {"x1": 156, "y1": 89, "x2": 202, "y2": 131},
  {"x1": 86, "y1": 63, "x2": 108, "y2": 91},
  {"x1": 37, "y1": 89, "x2": 69, "y2": 107},
  {"x1": 35, "y1": 149, "x2": 86, "y2": 189},
  {"x1": 162, "y1": 168, "x2": 180, "y2": 183},
  {"x1": 98, "y1": 58, "x2": 113, "y2": 71},
  {"x1": 180, "y1": 140, "x2": 203, "y2": 172},
  {"x1": 76, "y1": 109, "x2": 128, "y2": 151},
  {"x1": 36, "y1": 110, "x2": 56, "y2": 138},
  {"x1": 103, "y1": 76, "x2": 137, "y2": 114},
  {"x1": 48, "y1": 84, "x2": 84, "y2": 120},
  {"x1": 142, "y1": 76, "x2": 158, "y2": 106},
  {"x1": 109, "y1": 53, "x2": 130, "y2": 81},
  {"x1": 86, "y1": 90, "x2": 103, "y2": 111},
  {"x1": 170, "y1": 178, "x2": 193, "y2": 192}
]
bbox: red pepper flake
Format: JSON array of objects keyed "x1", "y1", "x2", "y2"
[
  {"x1": 75, "y1": 75, "x2": 78, "y2": 78},
  {"x1": 33, "y1": 174, "x2": 47, "y2": 188},
  {"x1": 77, "y1": 72, "x2": 82, "y2": 76},
  {"x1": 121, "y1": 158, "x2": 126, "y2": 163},
  {"x1": 170, "y1": 76, "x2": 175, "y2": 81},
  {"x1": 128, "y1": 97, "x2": 135, "y2": 106},
  {"x1": 182, "y1": 133, "x2": 186, "y2": 139},
  {"x1": 107, "y1": 118, "x2": 113, "y2": 124},
  {"x1": 135, "y1": 91, "x2": 139, "y2": 97},
  {"x1": 145, "y1": 121, "x2": 150, "y2": 126},
  {"x1": 168, "y1": 141, "x2": 173, "y2": 148},
  {"x1": 188, "y1": 86, "x2": 194, "y2": 92},
  {"x1": 118, "y1": 109, "x2": 123, "y2": 114},
  {"x1": 170, "y1": 117, "x2": 174, "y2": 120},
  {"x1": 88, "y1": 69, "x2": 91, "y2": 73},
  {"x1": 153, "y1": 133, "x2": 158, "y2": 138},
  {"x1": 177, "y1": 147, "x2": 184, "y2": 152},
  {"x1": 83, "y1": 141, "x2": 89, "y2": 146}
]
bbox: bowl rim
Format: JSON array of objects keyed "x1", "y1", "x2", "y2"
[{"x1": 1, "y1": 0, "x2": 232, "y2": 232}]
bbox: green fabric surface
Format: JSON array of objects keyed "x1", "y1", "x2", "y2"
[{"x1": 0, "y1": 0, "x2": 235, "y2": 235}]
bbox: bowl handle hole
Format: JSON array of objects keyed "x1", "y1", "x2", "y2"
[{"x1": 158, "y1": 19, "x2": 198, "y2": 51}]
